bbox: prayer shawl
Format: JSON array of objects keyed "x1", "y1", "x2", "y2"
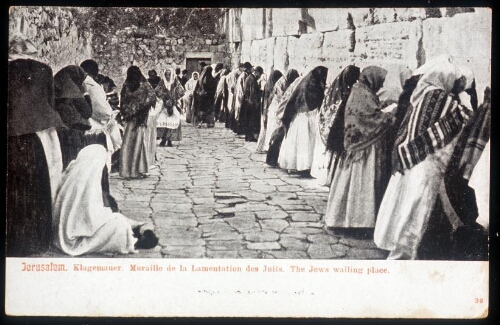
[
  {"x1": 234, "y1": 71, "x2": 248, "y2": 120},
  {"x1": 262, "y1": 70, "x2": 283, "y2": 117},
  {"x1": 215, "y1": 69, "x2": 229, "y2": 101},
  {"x1": 120, "y1": 80, "x2": 157, "y2": 127},
  {"x1": 320, "y1": 65, "x2": 360, "y2": 151},
  {"x1": 392, "y1": 61, "x2": 473, "y2": 173},
  {"x1": 282, "y1": 66, "x2": 328, "y2": 132},
  {"x1": 227, "y1": 68, "x2": 241, "y2": 112},
  {"x1": 271, "y1": 69, "x2": 300, "y2": 108},
  {"x1": 8, "y1": 59, "x2": 65, "y2": 136},
  {"x1": 342, "y1": 66, "x2": 394, "y2": 153},
  {"x1": 449, "y1": 87, "x2": 490, "y2": 180},
  {"x1": 54, "y1": 65, "x2": 92, "y2": 130},
  {"x1": 54, "y1": 145, "x2": 139, "y2": 256}
]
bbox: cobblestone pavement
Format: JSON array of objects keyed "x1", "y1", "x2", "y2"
[{"x1": 106, "y1": 120, "x2": 388, "y2": 260}]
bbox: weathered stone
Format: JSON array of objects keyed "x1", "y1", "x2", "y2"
[
  {"x1": 244, "y1": 230, "x2": 280, "y2": 243},
  {"x1": 271, "y1": 8, "x2": 302, "y2": 37},
  {"x1": 307, "y1": 243, "x2": 336, "y2": 259},
  {"x1": 255, "y1": 209, "x2": 288, "y2": 220},
  {"x1": 151, "y1": 202, "x2": 193, "y2": 213},
  {"x1": 346, "y1": 248, "x2": 388, "y2": 260},
  {"x1": 161, "y1": 245, "x2": 206, "y2": 258},
  {"x1": 206, "y1": 240, "x2": 245, "y2": 251},
  {"x1": 289, "y1": 211, "x2": 321, "y2": 222},
  {"x1": 238, "y1": 250, "x2": 262, "y2": 258},
  {"x1": 247, "y1": 242, "x2": 281, "y2": 250},
  {"x1": 264, "y1": 250, "x2": 308, "y2": 259},
  {"x1": 207, "y1": 251, "x2": 239, "y2": 258},
  {"x1": 154, "y1": 217, "x2": 197, "y2": 228},
  {"x1": 308, "y1": 234, "x2": 339, "y2": 245},
  {"x1": 259, "y1": 219, "x2": 289, "y2": 233},
  {"x1": 279, "y1": 237, "x2": 309, "y2": 251}
]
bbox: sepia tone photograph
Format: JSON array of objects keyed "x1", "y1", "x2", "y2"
[{"x1": 6, "y1": 5, "x2": 492, "y2": 318}]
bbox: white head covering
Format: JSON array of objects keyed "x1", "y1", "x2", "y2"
[
  {"x1": 377, "y1": 64, "x2": 412, "y2": 106},
  {"x1": 161, "y1": 68, "x2": 177, "y2": 91},
  {"x1": 410, "y1": 60, "x2": 461, "y2": 109},
  {"x1": 53, "y1": 144, "x2": 140, "y2": 256},
  {"x1": 412, "y1": 54, "x2": 452, "y2": 77}
]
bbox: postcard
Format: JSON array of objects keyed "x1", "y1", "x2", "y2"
[{"x1": 6, "y1": 6, "x2": 491, "y2": 318}]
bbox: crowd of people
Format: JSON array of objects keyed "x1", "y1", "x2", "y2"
[{"x1": 7, "y1": 32, "x2": 490, "y2": 260}]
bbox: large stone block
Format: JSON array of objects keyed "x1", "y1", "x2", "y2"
[
  {"x1": 353, "y1": 20, "x2": 422, "y2": 70},
  {"x1": 306, "y1": 8, "x2": 353, "y2": 32},
  {"x1": 271, "y1": 8, "x2": 302, "y2": 37},
  {"x1": 273, "y1": 36, "x2": 289, "y2": 73},
  {"x1": 288, "y1": 33, "x2": 325, "y2": 75},
  {"x1": 240, "y1": 40, "x2": 252, "y2": 63},
  {"x1": 241, "y1": 8, "x2": 265, "y2": 41},
  {"x1": 321, "y1": 29, "x2": 356, "y2": 84},
  {"x1": 422, "y1": 10, "x2": 491, "y2": 102}
]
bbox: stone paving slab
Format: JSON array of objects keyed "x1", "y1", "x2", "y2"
[{"x1": 104, "y1": 121, "x2": 387, "y2": 260}]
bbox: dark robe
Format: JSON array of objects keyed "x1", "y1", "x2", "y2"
[
  {"x1": 241, "y1": 73, "x2": 263, "y2": 141},
  {"x1": 193, "y1": 66, "x2": 217, "y2": 126},
  {"x1": 7, "y1": 59, "x2": 64, "y2": 256}
]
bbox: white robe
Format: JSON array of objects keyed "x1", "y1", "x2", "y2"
[{"x1": 53, "y1": 145, "x2": 141, "y2": 256}]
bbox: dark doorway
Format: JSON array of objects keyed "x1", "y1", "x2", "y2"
[{"x1": 186, "y1": 58, "x2": 211, "y2": 77}]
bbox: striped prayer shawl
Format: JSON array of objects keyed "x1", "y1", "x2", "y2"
[{"x1": 392, "y1": 89, "x2": 472, "y2": 173}]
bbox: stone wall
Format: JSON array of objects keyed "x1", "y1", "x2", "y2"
[
  {"x1": 93, "y1": 28, "x2": 228, "y2": 91},
  {"x1": 9, "y1": 6, "x2": 93, "y2": 74},
  {"x1": 225, "y1": 7, "x2": 491, "y2": 102}
]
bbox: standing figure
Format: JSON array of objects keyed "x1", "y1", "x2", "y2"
[
  {"x1": 264, "y1": 69, "x2": 300, "y2": 153},
  {"x1": 277, "y1": 66, "x2": 328, "y2": 172},
  {"x1": 311, "y1": 65, "x2": 360, "y2": 186},
  {"x1": 181, "y1": 69, "x2": 189, "y2": 87},
  {"x1": 323, "y1": 66, "x2": 394, "y2": 231},
  {"x1": 214, "y1": 69, "x2": 230, "y2": 122},
  {"x1": 7, "y1": 34, "x2": 65, "y2": 256},
  {"x1": 192, "y1": 65, "x2": 217, "y2": 128},
  {"x1": 232, "y1": 62, "x2": 252, "y2": 134},
  {"x1": 183, "y1": 72, "x2": 199, "y2": 124},
  {"x1": 53, "y1": 65, "x2": 93, "y2": 168},
  {"x1": 373, "y1": 58, "x2": 474, "y2": 259},
  {"x1": 156, "y1": 68, "x2": 185, "y2": 146},
  {"x1": 119, "y1": 66, "x2": 157, "y2": 179},
  {"x1": 256, "y1": 69, "x2": 283, "y2": 152},
  {"x1": 225, "y1": 66, "x2": 241, "y2": 129},
  {"x1": 146, "y1": 69, "x2": 163, "y2": 167},
  {"x1": 241, "y1": 66, "x2": 264, "y2": 142}
]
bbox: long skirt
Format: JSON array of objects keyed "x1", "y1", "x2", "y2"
[
  {"x1": 277, "y1": 110, "x2": 317, "y2": 171},
  {"x1": 7, "y1": 133, "x2": 53, "y2": 256},
  {"x1": 373, "y1": 139, "x2": 457, "y2": 259},
  {"x1": 159, "y1": 125, "x2": 182, "y2": 142},
  {"x1": 310, "y1": 117, "x2": 330, "y2": 185},
  {"x1": 323, "y1": 139, "x2": 389, "y2": 229},
  {"x1": 120, "y1": 121, "x2": 148, "y2": 178},
  {"x1": 255, "y1": 114, "x2": 267, "y2": 152},
  {"x1": 264, "y1": 99, "x2": 282, "y2": 152},
  {"x1": 57, "y1": 128, "x2": 88, "y2": 169},
  {"x1": 145, "y1": 111, "x2": 159, "y2": 165}
]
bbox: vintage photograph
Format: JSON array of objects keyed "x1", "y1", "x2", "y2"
[{"x1": 6, "y1": 6, "x2": 492, "y2": 318}]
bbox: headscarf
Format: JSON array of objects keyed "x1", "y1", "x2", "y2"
[
  {"x1": 53, "y1": 144, "x2": 138, "y2": 256},
  {"x1": 147, "y1": 69, "x2": 161, "y2": 89},
  {"x1": 196, "y1": 65, "x2": 217, "y2": 96},
  {"x1": 343, "y1": 66, "x2": 395, "y2": 152},
  {"x1": 284, "y1": 69, "x2": 300, "y2": 90},
  {"x1": 54, "y1": 65, "x2": 87, "y2": 99},
  {"x1": 161, "y1": 68, "x2": 178, "y2": 92},
  {"x1": 320, "y1": 65, "x2": 360, "y2": 149},
  {"x1": 282, "y1": 66, "x2": 328, "y2": 132},
  {"x1": 123, "y1": 66, "x2": 146, "y2": 93},
  {"x1": 8, "y1": 36, "x2": 65, "y2": 136},
  {"x1": 53, "y1": 65, "x2": 92, "y2": 129},
  {"x1": 262, "y1": 70, "x2": 283, "y2": 113},
  {"x1": 392, "y1": 60, "x2": 473, "y2": 172},
  {"x1": 120, "y1": 66, "x2": 156, "y2": 125},
  {"x1": 185, "y1": 72, "x2": 199, "y2": 93},
  {"x1": 377, "y1": 64, "x2": 412, "y2": 107}
]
